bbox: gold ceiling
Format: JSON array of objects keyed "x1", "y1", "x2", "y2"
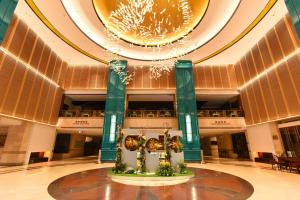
[{"x1": 93, "y1": 0, "x2": 209, "y2": 46}]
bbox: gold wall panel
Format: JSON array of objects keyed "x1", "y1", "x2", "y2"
[
  {"x1": 63, "y1": 65, "x2": 109, "y2": 90},
  {"x1": 236, "y1": 15, "x2": 300, "y2": 125},
  {"x1": 0, "y1": 16, "x2": 65, "y2": 125}
]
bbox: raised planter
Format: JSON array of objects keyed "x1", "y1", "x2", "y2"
[{"x1": 108, "y1": 172, "x2": 194, "y2": 186}]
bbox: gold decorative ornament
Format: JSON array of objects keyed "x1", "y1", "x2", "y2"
[{"x1": 124, "y1": 135, "x2": 139, "y2": 151}]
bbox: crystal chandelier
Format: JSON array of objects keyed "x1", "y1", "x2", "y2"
[{"x1": 104, "y1": 0, "x2": 194, "y2": 84}]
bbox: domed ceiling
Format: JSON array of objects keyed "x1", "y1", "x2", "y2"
[
  {"x1": 16, "y1": 0, "x2": 287, "y2": 66},
  {"x1": 93, "y1": 0, "x2": 209, "y2": 46}
]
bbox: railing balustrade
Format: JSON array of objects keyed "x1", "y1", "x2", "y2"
[
  {"x1": 126, "y1": 110, "x2": 175, "y2": 118},
  {"x1": 59, "y1": 109, "x2": 243, "y2": 118},
  {"x1": 60, "y1": 110, "x2": 105, "y2": 117},
  {"x1": 197, "y1": 110, "x2": 244, "y2": 117}
]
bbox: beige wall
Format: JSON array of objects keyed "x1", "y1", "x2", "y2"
[
  {"x1": 236, "y1": 16, "x2": 300, "y2": 125},
  {"x1": 0, "y1": 127, "x2": 8, "y2": 160},
  {"x1": 25, "y1": 123, "x2": 57, "y2": 163},
  {"x1": 246, "y1": 122, "x2": 283, "y2": 156},
  {"x1": 0, "y1": 120, "x2": 57, "y2": 165}
]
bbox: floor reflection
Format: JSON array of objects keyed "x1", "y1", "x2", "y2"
[{"x1": 48, "y1": 167, "x2": 254, "y2": 200}]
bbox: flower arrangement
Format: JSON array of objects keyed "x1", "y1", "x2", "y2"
[
  {"x1": 163, "y1": 129, "x2": 172, "y2": 162},
  {"x1": 178, "y1": 161, "x2": 188, "y2": 174},
  {"x1": 156, "y1": 161, "x2": 175, "y2": 176},
  {"x1": 112, "y1": 125, "x2": 127, "y2": 173},
  {"x1": 136, "y1": 132, "x2": 147, "y2": 173}
]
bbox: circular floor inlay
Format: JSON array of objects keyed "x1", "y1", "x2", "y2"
[{"x1": 48, "y1": 168, "x2": 254, "y2": 200}]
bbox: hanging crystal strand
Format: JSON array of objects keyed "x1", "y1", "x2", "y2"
[{"x1": 105, "y1": 0, "x2": 193, "y2": 82}]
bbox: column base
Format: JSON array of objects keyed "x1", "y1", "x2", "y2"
[
  {"x1": 184, "y1": 149, "x2": 201, "y2": 162},
  {"x1": 101, "y1": 149, "x2": 116, "y2": 162}
]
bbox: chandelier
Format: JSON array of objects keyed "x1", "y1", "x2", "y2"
[{"x1": 104, "y1": 0, "x2": 194, "y2": 84}]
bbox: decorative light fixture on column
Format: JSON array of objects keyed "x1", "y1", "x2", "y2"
[{"x1": 104, "y1": 0, "x2": 194, "y2": 83}]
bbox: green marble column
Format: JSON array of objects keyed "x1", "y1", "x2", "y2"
[
  {"x1": 101, "y1": 61, "x2": 127, "y2": 162},
  {"x1": 175, "y1": 60, "x2": 201, "y2": 162},
  {"x1": 0, "y1": 0, "x2": 18, "y2": 44},
  {"x1": 285, "y1": 0, "x2": 300, "y2": 38}
]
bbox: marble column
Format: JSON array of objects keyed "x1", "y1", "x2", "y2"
[{"x1": 0, "y1": 122, "x2": 32, "y2": 165}]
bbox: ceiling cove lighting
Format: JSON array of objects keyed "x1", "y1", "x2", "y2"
[
  {"x1": 239, "y1": 48, "x2": 300, "y2": 91},
  {"x1": 0, "y1": 113, "x2": 56, "y2": 127},
  {"x1": 246, "y1": 114, "x2": 300, "y2": 127},
  {"x1": 62, "y1": 0, "x2": 239, "y2": 82},
  {"x1": 62, "y1": 0, "x2": 240, "y2": 61},
  {"x1": 0, "y1": 47, "x2": 60, "y2": 88}
]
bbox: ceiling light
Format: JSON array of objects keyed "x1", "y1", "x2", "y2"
[{"x1": 104, "y1": 0, "x2": 194, "y2": 82}]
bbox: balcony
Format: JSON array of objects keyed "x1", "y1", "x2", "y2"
[
  {"x1": 125, "y1": 110, "x2": 177, "y2": 129},
  {"x1": 126, "y1": 110, "x2": 176, "y2": 118},
  {"x1": 59, "y1": 110, "x2": 105, "y2": 118},
  {"x1": 197, "y1": 110, "x2": 244, "y2": 118},
  {"x1": 57, "y1": 109, "x2": 245, "y2": 132}
]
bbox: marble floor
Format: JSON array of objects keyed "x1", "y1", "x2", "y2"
[{"x1": 0, "y1": 157, "x2": 299, "y2": 200}]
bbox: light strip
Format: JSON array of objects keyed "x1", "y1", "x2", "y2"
[
  {"x1": 195, "y1": 65, "x2": 229, "y2": 68},
  {"x1": 239, "y1": 48, "x2": 300, "y2": 90},
  {"x1": 0, "y1": 113, "x2": 56, "y2": 127},
  {"x1": 194, "y1": 0, "x2": 277, "y2": 64},
  {"x1": 246, "y1": 114, "x2": 300, "y2": 127},
  {"x1": 0, "y1": 47, "x2": 60, "y2": 88}
]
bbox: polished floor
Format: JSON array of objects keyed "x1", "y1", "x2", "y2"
[
  {"x1": 48, "y1": 167, "x2": 254, "y2": 200},
  {"x1": 0, "y1": 157, "x2": 299, "y2": 200}
]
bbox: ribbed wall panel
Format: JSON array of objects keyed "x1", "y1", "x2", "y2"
[
  {"x1": 0, "y1": 16, "x2": 64, "y2": 125},
  {"x1": 235, "y1": 16, "x2": 300, "y2": 125}
]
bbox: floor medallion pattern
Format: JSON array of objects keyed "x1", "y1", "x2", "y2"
[{"x1": 48, "y1": 167, "x2": 254, "y2": 200}]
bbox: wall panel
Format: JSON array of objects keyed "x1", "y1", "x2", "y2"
[
  {"x1": 259, "y1": 78, "x2": 278, "y2": 120},
  {"x1": 0, "y1": 16, "x2": 64, "y2": 125},
  {"x1": 247, "y1": 86, "x2": 260, "y2": 123},
  {"x1": 287, "y1": 56, "x2": 300, "y2": 98},
  {"x1": 20, "y1": 29, "x2": 36, "y2": 62},
  {"x1": 251, "y1": 45, "x2": 264, "y2": 74},
  {"x1": 142, "y1": 67, "x2": 151, "y2": 88},
  {"x1": 229, "y1": 65, "x2": 238, "y2": 88},
  {"x1": 266, "y1": 30, "x2": 284, "y2": 63},
  {"x1": 275, "y1": 19, "x2": 296, "y2": 55},
  {"x1": 245, "y1": 52, "x2": 257, "y2": 78},
  {"x1": 7, "y1": 20, "x2": 27, "y2": 56},
  {"x1": 29, "y1": 38, "x2": 44, "y2": 69},
  {"x1": 240, "y1": 91, "x2": 253, "y2": 124},
  {"x1": 252, "y1": 81, "x2": 268, "y2": 122},
  {"x1": 236, "y1": 15, "x2": 300, "y2": 125},
  {"x1": 14, "y1": 69, "x2": 35, "y2": 117},
  {"x1": 277, "y1": 63, "x2": 300, "y2": 115},
  {"x1": 0, "y1": 56, "x2": 16, "y2": 108}
]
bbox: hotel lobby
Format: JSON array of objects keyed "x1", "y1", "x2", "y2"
[{"x1": 0, "y1": 0, "x2": 300, "y2": 199}]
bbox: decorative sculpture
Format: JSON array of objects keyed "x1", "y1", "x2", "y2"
[
  {"x1": 112, "y1": 125, "x2": 126, "y2": 173},
  {"x1": 124, "y1": 135, "x2": 139, "y2": 151},
  {"x1": 136, "y1": 132, "x2": 147, "y2": 173}
]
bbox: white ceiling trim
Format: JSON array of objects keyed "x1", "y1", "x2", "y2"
[{"x1": 61, "y1": 0, "x2": 240, "y2": 61}]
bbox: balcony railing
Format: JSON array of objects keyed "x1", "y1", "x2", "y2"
[
  {"x1": 59, "y1": 109, "x2": 244, "y2": 118},
  {"x1": 60, "y1": 110, "x2": 105, "y2": 117},
  {"x1": 197, "y1": 110, "x2": 244, "y2": 117},
  {"x1": 127, "y1": 110, "x2": 176, "y2": 118}
]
